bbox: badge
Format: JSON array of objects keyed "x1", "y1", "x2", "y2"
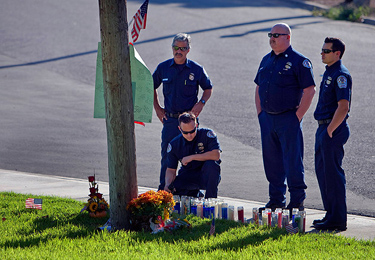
[
  {"x1": 167, "y1": 143, "x2": 172, "y2": 153},
  {"x1": 284, "y1": 62, "x2": 292, "y2": 70},
  {"x1": 326, "y1": 76, "x2": 332, "y2": 85},
  {"x1": 207, "y1": 130, "x2": 216, "y2": 138},
  {"x1": 337, "y1": 75, "x2": 347, "y2": 88},
  {"x1": 302, "y1": 59, "x2": 312, "y2": 69},
  {"x1": 189, "y1": 73, "x2": 195, "y2": 81}
]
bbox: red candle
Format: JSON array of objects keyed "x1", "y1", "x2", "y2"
[
  {"x1": 267, "y1": 211, "x2": 272, "y2": 226},
  {"x1": 238, "y1": 206, "x2": 244, "y2": 223}
]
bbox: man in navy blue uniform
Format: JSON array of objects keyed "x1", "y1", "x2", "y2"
[
  {"x1": 153, "y1": 33, "x2": 213, "y2": 191},
  {"x1": 313, "y1": 37, "x2": 352, "y2": 231},
  {"x1": 254, "y1": 23, "x2": 316, "y2": 211},
  {"x1": 164, "y1": 112, "x2": 221, "y2": 199}
]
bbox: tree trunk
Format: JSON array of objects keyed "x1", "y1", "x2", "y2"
[{"x1": 98, "y1": 0, "x2": 138, "y2": 230}]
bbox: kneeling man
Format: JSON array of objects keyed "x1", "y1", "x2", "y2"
[{"x1": 164, "y1": 112, "x2": 221, "y2": 198}]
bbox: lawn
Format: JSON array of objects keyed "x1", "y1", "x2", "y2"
[{"x1": 1, "y1": 192, "x2": 374, "y2": 259}]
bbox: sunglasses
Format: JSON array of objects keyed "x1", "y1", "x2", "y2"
[
  {"x1": 180, "y1": 127, "x2": 196, "y2": 135},
  {"x1": 173, "y1": 46, "x2": 189, "y2": 51},
  {"x1": 268, "y1": 33, "x2": 288, "y2": 38},
  {"x1": 321, "y1": 49, "x2": 337, "y2": 54}
]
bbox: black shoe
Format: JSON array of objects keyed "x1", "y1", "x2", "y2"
[
  {"x1": 262, "y1": 202, "x2": 285, "y2": 212},
  {"x1": 312, "y1": 216, "x2": 327, "y2": 226},
  {"x1": 314, "y1": 221, "x2": 347, "y2": 231},
  {"x1": 286, "y1": 202, "x2": 304, "y2": 218},
  {"x1": 286, "y1": 202, "x2": 304, "y2": 211}
]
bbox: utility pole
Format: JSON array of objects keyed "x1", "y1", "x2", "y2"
[{"x1": 98, "y1": 0, "x2": 138, "y2": 230}]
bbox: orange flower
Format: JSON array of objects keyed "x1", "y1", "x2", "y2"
[{"x1": 127, "y1": 190, "x2": 175, "y2": 220}]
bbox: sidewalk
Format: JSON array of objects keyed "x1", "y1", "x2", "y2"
[{"x1": 1, "y1": 169, "x2": 374, "y2": 241}]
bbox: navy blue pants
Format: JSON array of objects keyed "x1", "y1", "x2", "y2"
[
  {"x1": 315, "y1": 121, "x2": 349, "y2": 225},
  {"x1": 159, "y1": 116, "x2": 180, "y2": 190},
  {"x1": 258, "y1": 110, "x2": 306, "y2": 207},
  {"x1": 172, "y1": 160, "x2": 221, "y2": 198}
]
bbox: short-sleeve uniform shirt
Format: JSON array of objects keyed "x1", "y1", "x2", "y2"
[
  {"x1": 153, "y1": 59, "x2": 213, "y2": 114},
  {"x1": 254, "y1": 46, "x2": 315, "y2": 113},
  {"x1": 314, "y1": 60, "x2": 352, "y2": 120},
  {"x1": 167, "y1": 128, "x2": 221, "y2": 172}
]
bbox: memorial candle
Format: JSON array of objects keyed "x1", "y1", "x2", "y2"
[{"x1": 238, "y1": 206, "x2": 244, "y2": 223}]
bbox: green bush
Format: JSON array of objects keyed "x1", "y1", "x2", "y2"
[{"x1": 313, "y1": 5, "x2": 371, "y2": 22}]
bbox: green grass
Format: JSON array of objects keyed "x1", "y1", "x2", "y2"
[
  {"x1": 1, "y1": 192, "x2": 374, "y2": 259},
  {"x1": 312, "y1": 4, "x2": 372, "y2": 22}
]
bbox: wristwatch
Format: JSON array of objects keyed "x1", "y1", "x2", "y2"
[{"x1": 200, "y1": 99, "x2": 206, "y2": 105}]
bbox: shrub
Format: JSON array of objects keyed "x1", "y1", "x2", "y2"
[{"x1": 313, "y1": 5, "x2": 371, "y2": 22}]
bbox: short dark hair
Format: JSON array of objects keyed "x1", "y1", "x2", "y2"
[
  {"x1": 178, "y1": 112, "x2": 196, "y2": 125},
  {"x1": 325, "y1": 37, "x2": 345, "y2": 59}
]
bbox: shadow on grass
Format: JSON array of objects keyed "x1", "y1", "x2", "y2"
[
  {"x1": 0, "y1": 192, "x2": 109, "y2": 249},
  {"x1": 2, "y1": 211, "x2": 109, "y2": 249},
  {"x1": 127, "y1": 217, "x2": 286, "y2": 252}
]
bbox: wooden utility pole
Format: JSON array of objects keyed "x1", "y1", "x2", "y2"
[{"x1": 98, "y1": 0, "x2": 138, "y2": 230}]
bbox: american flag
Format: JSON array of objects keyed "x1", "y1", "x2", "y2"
[
  {"x1": 209, "y1": 217, "x2": 215, "y2": 236},
  {"x1": 131, "y1": 0, "x2": 149, "y2": 43},
  {"x1": 285, "y1": 223, "x2": 298, "y2": 234},
  {"x1": 25, "y1": 198, "x2": 43, "y2": 210}
]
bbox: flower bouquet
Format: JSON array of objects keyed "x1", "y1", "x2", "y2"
[
  {"x1": 83, "y1": 175, "x2": 109, "y2": 218},
  {"x1": 126, "y1": 190, "x2": 175, "y2": 231}
]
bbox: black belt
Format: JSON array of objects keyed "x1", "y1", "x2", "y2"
[
  {"x1": 165, "y1": 112, "x2": 181, "y2": 118},
  {"x1": 318, "y1": 119, "x2": 332, "y2": 125},
  {"x1": 266, "y1": 108, "x2": 296, "y2": 115}
]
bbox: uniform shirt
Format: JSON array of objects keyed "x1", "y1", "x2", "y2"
[
  {"x1": 314, "y1": 60, "x2": 352, "y2": 121},
  {"x1": 153, "y1": 58, "x2": 213, "y2": 114},
  {"x1": 254, "y1": 46, "x2": 315, "y2": 113},
  {"x1": 167, "y1": 128, "x2": 221, "y2": 172}
]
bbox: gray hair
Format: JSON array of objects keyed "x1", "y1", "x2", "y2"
[{"x1": 172, "y1": 33, "x2": 191, "y2": 49}]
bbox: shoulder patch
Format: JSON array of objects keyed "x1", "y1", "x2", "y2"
[
  {"x1": 302, "y1": 59, "x2": 312, "y2": 69},
  {"x1": 167, "y1": 143, "x2": 172, "y2": 153},
  {"x1": 337, "y1": 75, "x2": 347, "y2": 89},
  {"x1": 207, "y1": 130, "x2": 217, "y2": 138}
]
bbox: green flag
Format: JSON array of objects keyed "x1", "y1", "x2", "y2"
[{"x1": 94, "y1": 42, "x2": 153, "y2": 123}]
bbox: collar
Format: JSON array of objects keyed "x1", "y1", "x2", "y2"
[
  {"x1": 326, "y1": 59, "x2": 342, "y2": 71},
  {"x1": 271, "y1": 45, "x2": 293, "y2": 58},
  {"x1": 169, "y1": 58, "x2": 191, "y2": 68}
]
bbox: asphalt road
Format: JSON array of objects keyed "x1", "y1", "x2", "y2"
[{"x1": 1, "y1": 0, "x2": 374, "y2": 216}]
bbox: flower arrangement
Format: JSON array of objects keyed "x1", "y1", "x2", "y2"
[
  {"x1": 84, "y1": 175, "x2": 109, "y2": 217},
  {"x1": 127, "y1": 190, "x2": 175, "y2": 223}
]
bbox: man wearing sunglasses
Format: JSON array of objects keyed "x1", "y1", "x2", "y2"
[
  {"x1": 164, "y1": 112, "x2": 221, "y2": 199},
  {"x1": 153, "y1": 33, "x2": 213, "y2": 191},
  {"x1": 313, "y1": 37, "x2": 352, "y2": 231},
  {"x1": 254, "y1": 23, "x2": 316, "y2": 212}
]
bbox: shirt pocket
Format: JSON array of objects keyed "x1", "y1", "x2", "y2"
[
  {"x1": 322, "y1": 83, "x2": 335, "y2": 103},
  {"x1": 162, "y1": 78, "x2": 172, "y2": 95},
  {"x1": 182, "y1": 80, "x2": 198, "y2": 97},
  {"x1": 277, "y1": 69, "x2": 296, "y2": 88}
]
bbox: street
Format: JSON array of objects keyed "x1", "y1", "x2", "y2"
[{"x1": 1, "y1": 0, "x2": 374, "y2": 216}]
